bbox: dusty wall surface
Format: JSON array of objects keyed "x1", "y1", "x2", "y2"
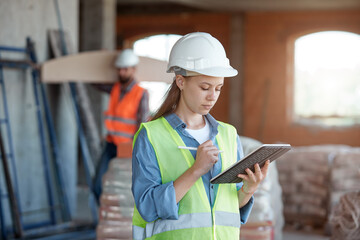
[
  {"x1": 243, "y1": 10, "x2": 360, "y2": 146},
  {"x1": 0, "y1": 0, "x2": 79, "y2": 225}
]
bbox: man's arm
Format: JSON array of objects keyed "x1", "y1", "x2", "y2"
[{"x1": 91, "y1": 83, "x2": 114, "y2": 93}]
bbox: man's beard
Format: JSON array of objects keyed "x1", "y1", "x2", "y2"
[{"x1": 118, "y1": 75, "x2": 131, "y2": 84}]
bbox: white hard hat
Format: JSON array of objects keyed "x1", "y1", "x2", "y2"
[
  {"x1": 167, "y1": 32, "x2": 237, "y2": 77},
  {"x1": 114, "y1": 49, "x2": 139, "y2": 68}
]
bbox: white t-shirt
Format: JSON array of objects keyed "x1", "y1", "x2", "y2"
[{"x1": 185, "y1": 117, "x2": 211, "y2": 144}]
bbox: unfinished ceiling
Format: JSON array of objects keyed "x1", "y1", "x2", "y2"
[{"x1": 116, "y1": 0, "x2": 360, "y2": 11}]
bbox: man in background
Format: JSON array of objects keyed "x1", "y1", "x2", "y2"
[{"x1": 93, "y1": 49, "x2": 149, "y2": 203}]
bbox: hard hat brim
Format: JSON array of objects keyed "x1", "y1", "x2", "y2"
[
  {"x1": 196, "y1": 67, "x2": 238, "y2": 78},
  {"x1": 168, "y1": 66, "x2": 238, "y2": 78}
]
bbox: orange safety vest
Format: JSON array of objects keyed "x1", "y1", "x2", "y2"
[{"x1": 104, "y1": 82, "x2": 145, "y2": 144}]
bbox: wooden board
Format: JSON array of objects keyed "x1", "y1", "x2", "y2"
[{"x1": 41, "y1": 50, "x2": 173, "y2": 83}]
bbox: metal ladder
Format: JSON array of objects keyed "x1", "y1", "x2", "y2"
[
  {"x1": 0, "y1": 43, "x2": 25, "y2": 240},
  {"x1": 0, "y1": 37, "x2": 72, "y2": 239}
]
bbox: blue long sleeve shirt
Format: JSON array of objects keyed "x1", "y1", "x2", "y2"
[{"x1": 132, "y1": 113, "x2": 254, "y2": 224}]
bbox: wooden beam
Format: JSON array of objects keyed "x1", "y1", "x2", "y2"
[{"x1": 41, "y1": 50, "x2": 173, "y2": 83}]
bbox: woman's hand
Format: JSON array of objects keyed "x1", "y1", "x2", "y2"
[
  {"x1": 174, "y1": 140, "x2": 221, "y2": 203},
  {"x1": 237, "y1": 160, "x2": 270, "y2": 194},
  {"x1": 191, "y1": 140, "x2": 221, "y2": 177}
]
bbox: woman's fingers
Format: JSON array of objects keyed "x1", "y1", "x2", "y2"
[
  {"x1": 237, "y1": 173, "x2": 249, "y2": 181},
  {"x1": 245, "y1": 168, "x2": 257, "y2": 182},
  {"x1": 199, "y1": 140, "x2": 222, "y2": 155},
  {"x1": 199, "y1": 140, "x2": 213, "y2": 149},
  {"x1": 254, "y1": 163, "x2": 262, "y2": 180},
  {"x1": 208, "y1": 148, "x2": 222, "y2": 157},
  {"x1": 238, "y1": 160, "x2": 270, "y2": 182},
  {"x1": 261, "y1": 160, "x2": 270, "y2": 177},
  {"x1": 194, "y1": 141, "x2": 221, "y2": 175},
  {"x1": 237, "y1": 160, "x2": 272, "y2": 195}
]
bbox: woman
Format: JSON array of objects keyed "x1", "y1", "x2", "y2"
[{"x1": 132, "y1": 32, "x2": 270, "y2": 240}]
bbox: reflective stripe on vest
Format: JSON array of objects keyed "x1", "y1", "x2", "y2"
[
  {"x1": 105, "y1": 82, "x2": 144, "y2": 144},
  {"x1": 105, "y1": 115, "x2": 137, "y2": 125},
  {"x1": 133, "y1": 211, "x2": 240, "y2": 239},
  {"x1": 132, "y1": 117, "x2": 240, "y2": 240}
]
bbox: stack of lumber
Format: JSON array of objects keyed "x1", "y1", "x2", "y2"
[{"x1": 96, "y1": 158, "x2": 133, "y2": 240}]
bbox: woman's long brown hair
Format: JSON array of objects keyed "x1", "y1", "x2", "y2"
[{"x1": 152, "y1": 79, "x2": 181, "y2": 120}]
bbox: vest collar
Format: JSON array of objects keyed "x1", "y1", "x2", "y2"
[
  {"x1": 165, "y1": 113, "x2": 220, "y2": 129},
  {"x1": 120, "y1": 79, "x2": 136, "y2": 93}
]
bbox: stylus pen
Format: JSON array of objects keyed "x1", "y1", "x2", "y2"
[{"x1": 178, "y1": 146, "x2": 223, "y2": 153}]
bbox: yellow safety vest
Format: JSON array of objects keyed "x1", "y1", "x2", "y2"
[{"x1": 132, "y1": 117, "x2": 240, "y2": 240}]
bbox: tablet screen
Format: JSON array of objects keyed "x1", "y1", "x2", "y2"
[{"x1": 210, "y1": 144, "x2": 291, "y2": 184}]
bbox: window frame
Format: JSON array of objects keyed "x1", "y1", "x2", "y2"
[{"x1": 288, "y1": 30, "x2": 360, "y2": 128}]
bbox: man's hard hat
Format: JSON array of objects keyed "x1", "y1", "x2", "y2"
[
  {"x1": 114, "y1": 49, "x2": 139, "y2": 68},
  {"x1": 167, "y1": 32, "x2": 237, "y2": 77}
]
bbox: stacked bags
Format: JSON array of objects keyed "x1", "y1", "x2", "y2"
[
  {"x1": 240, "y1": 137, "x2": 284, "y2": 240},
  {"x1": 96, "y1": 158, "x2": 133, "y2": 240}
]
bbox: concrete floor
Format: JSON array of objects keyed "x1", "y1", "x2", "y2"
[{"x1": 283, "y1": 229, "x2": 330, "y2": 240}]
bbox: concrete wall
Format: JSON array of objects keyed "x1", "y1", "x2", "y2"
[
  {"x1": 0, "y1": 0, "x2": 79, "y2": 227},
  {"x1": 79, "y1": 0, "x2": 116, "y2": 156}
]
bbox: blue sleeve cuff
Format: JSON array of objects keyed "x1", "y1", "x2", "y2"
[
  {"x1": 153, "y1": 181, "x2": 179, "y2": 220},
  {"x1": 240, "y1": 195, "x2": 254, "y2": 224},
  {"x1": 236, "y1": 181, "x2": 243, "y2": 191}
]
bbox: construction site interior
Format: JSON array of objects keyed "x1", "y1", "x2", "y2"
[{"x1": 0, "y1": 0, "x2": 359, "y2": 239}]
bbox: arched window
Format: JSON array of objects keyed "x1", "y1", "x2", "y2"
[
  {"x1": 133, "y1": 34, "x2": 182, "y2": 115},
  {"x1": 293, "y1": 31, "x2": 360, "y2": 126}
]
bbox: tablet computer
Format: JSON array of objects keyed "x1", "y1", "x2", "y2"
[{"x1": 210, "y1": 144, "x2": 291, "y2": 184}]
